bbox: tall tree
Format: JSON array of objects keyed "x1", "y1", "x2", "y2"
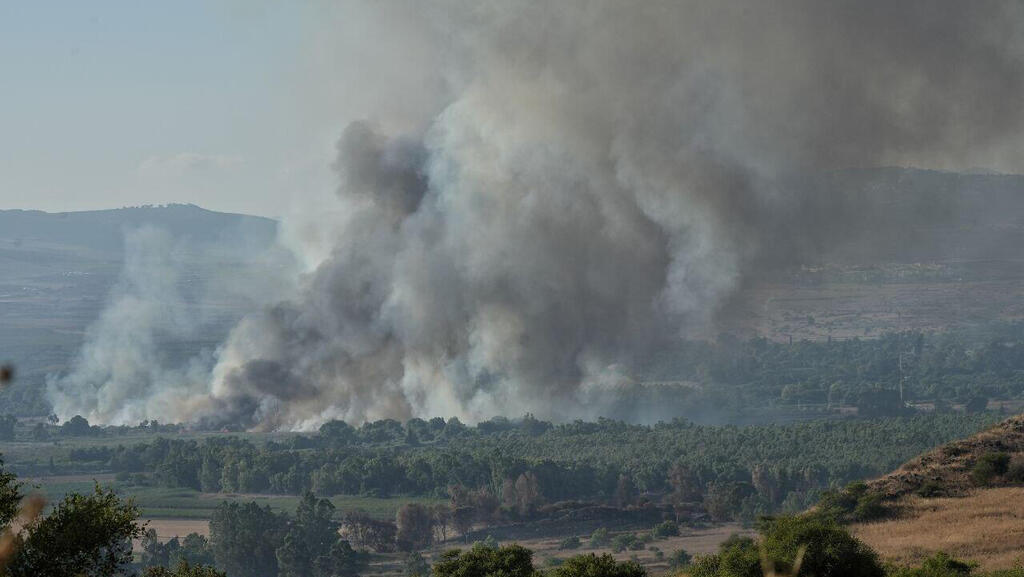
[
  {"x1": 210, "y1": 502, "x2": 288, "y2": 577},
  {"x1": 7, "y1": 486, "x2": 143, "y2": 577},
  {"x1": 396, "y1": 503, "x2": 434, "y2": 551}
]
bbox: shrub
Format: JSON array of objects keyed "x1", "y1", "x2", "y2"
[
  {"x1": 559, "y1": 536, "x2": 581, "y2": 551},
  {"x1": 611, "y1": 534, "x2": 642, "y2": 553},
  {"x1": 698, "y1": 536, "x2": 759, "y2": 577},
  {"x1": 589, "y1": 528, "x2": 610, "y2": 548},
  {"x1": 652, "y1": 520, "x2": 680, "y2": 539},
  {"x1": 687, "y1": 518, "x2": 884, "y2": 577},
  {"x1": 669, "y1": 549, "x2": 692, "y2": 569},
  {"x1": 688, "y1": 555, "x2": 724, "y2": 577},
  {"x1": 403, "y1": 552, "x2": 430, "y2": 577},
  {"x1": 554, "y1": 553, "x2": 646, "y2": 577},
  {"x1": 433, "y1": 544, "x2": 535, "y2": 577},
  {"x1": 818, "y1": 482, "x2": 887, "y2": 521},
  {"x1": 760, "y1": 516, "x2": 884, "y2": 577},
  {"x1": 888, "y1": 552, "x2": 975, "y2": 577},
  {"x1": 1005, "y1": 456, "x2": 1024, "y2": 483},
  {"x1": 970, "y1": 452, "x2": 1010, "y2": 486},
  {"x1": 917, "y1": 481, "x2": 943, "y2": 498},
  {"x1": 852, "y1": 492, "x2": 887, "y2": 521}
]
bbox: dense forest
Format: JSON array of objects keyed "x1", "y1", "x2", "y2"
[{"x1": 42, "y1": 413, "x2": 998, "y2": 523}]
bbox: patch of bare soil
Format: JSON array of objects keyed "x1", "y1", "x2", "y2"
[{"x1": 131, "y1": 518, "x2": 211, "y2": 551}]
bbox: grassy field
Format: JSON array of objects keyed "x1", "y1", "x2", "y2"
[
  {"x1": 854, "y1": 488, "x2": 1024, "y2": 570},
  {"x1": 23, "y1": 474, "x2": 444, "y2": 521}
]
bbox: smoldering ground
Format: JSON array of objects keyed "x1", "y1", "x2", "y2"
[{"x1": 51, "y1": 1, "x2": 1024, "y2": 428}]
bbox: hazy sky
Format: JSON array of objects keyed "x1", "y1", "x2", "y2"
[
  {"x1": 5, "y1": 2, "x2": 1022, "y2": 220},
  {"x1": 0, "y1": 1, "x2": 363, "y2": 218}
]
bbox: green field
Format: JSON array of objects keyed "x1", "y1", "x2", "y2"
[{"x1": 21, "y1": 476, "x2": 442, "y2": 521}]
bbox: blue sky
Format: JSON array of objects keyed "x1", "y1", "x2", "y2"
[{"x1": 0, "y1": 1, "x2": 350, "y2": 217}]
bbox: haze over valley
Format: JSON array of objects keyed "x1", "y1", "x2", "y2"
[{"x1": 4, "y1": 3, "x2": 1024, "y2": 577}]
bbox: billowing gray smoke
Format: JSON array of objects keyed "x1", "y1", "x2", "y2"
[
  {"x1": 48, "y1": 227, "x2": 219, "y2": 424},
  {"x1": 54, "y1": 1, "x2": 1024, "y2": 428}
]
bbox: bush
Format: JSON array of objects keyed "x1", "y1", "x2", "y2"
[
  {"x1": 888, "y1": 552, "x2": 975, "y2": 577},
  {"x1": 609, "y1": 534, "x2": 647, "y2": 553},
  {"x1": 553, "y1": 553, "x2": 646, "y2": 577},
  {"x1": 403, "y1": 552, "x2": 430, "y2": 577},
  {"x1": 589, "y1": 528, "x2": 610, "y2": 548},
  {"x1": 688, "y1": 555, "x2": 725, "y2": 577},
  {"x1": 652, "y1": 520, "x2": 680, "y2": 539},
  {"x1": 142, "y1": 561, "x2": 226, "y2": 577},
  {"x1": 1004, "y1": 456, "x2": 1024, "y2": 483},
  {"x1": 433, "y1": 544, "x2": 535, "y2": 577},
  {"x1": 970, "y1": 452, "x2": 1010, "y2": 486},
  {"x1": 851, "y1": 492, "x2": 887, "y2": 521},
  {"x1": 611, "y1": 534, "x2": 641, "y2": 553},
  {"x1": 916, "y1": 481, "x2": 943, "y2": 498},
  {"x1": 760, "y1": 516, "x2": 884, "y2": 577},
  {"x1": 693, "y1": 536, "x2": 759, "y2": 577},
  {"x1": 818, "y1": 482, "x2": 887, "y2": 522},
  {"x1": 545, "y1": 556, "x2": 565, "y2": 568},
  {"x1": 692, "y1": 518, "x2": 884, "y2": 577},
  {"x1": 559, "y1": 536, "x2": 581, "y2": 551},
  {"x1": 669, "y1": 549, "x2": 692, "y2": 569}
]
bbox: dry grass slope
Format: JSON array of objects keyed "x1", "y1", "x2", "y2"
[
  {"x1": 854, "y1": 487, "x2": 1024, "y2": 570},
  {"x1": 850, "y1": 414, "x2": 1024, "y2": 570}
]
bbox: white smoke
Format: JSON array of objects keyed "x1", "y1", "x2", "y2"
[{"x1": 51, "y1": 0, "x2": 1024, "y2": 429}]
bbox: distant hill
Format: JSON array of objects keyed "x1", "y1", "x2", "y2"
[
  {"x1": 0, "y1": 204, "x2": 280, "y2": 416},
  {"x1": 0, "y1": 203, "x2": 275, "y2": 257}
]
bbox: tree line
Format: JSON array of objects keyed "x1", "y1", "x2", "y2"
[
  {"x1": 8, "y1": 322, "x2": 1024, "y2": 421},
  {"x1": 55, "y1": 413, "x2": 1000, "y2": 523}
]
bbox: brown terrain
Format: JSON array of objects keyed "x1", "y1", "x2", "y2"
[
  {"x1": 852, "y1": 414, "x2": 1024, "y2": 570},
  {"x1": 866, "y1": 414, "x2": 1024, "y2": 499},
  {"x1": 717, "y1": 261, "x2": 1024, "y2": 342},
  {"x1": 854, "y1": 488, "x2": 1024, "y2": 570}
]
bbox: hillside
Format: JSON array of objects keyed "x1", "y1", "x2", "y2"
[
  {"x1": 865, "y1": 413, "x2": 1024, "y2": 499},
  {"x1": 852, "y1": 413, "x2": 1024, "y2": 569},
  {"x1": 0, "y1": 204, "x2": 280, "y2": 415},
  {"x1": 0, "y1": 203, "x2": 275, "y2": 256}
]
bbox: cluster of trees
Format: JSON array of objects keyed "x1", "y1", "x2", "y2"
[
  {"x1": 202, "y1": 493, "x2": 368, "y2": 577},
  {"x1": 140, "y1": 530, "x2": 217, "y2": 569},
  {"x1": 433, "y1": 543, "x2": 645, "y2": 577},
  {"x1": 57, "y1": 413, "x2": 998, "y2": 522},
  {"x1": 0, "y1": 457, "x2": 222, "y2": 577},
  {"x1": 138, "y1": 492, "x2": 370, "y2": 577},
  {"x1": 1, "y1": 446, "x2": 1019, "y2": 577},
  {"x1": 419, "y1": 514, "x2": 1024, "y2": 577}
]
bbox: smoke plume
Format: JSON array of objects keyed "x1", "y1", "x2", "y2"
[{"x1": 54, "y1": 1, "x2": 1024, "y2": 428}]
